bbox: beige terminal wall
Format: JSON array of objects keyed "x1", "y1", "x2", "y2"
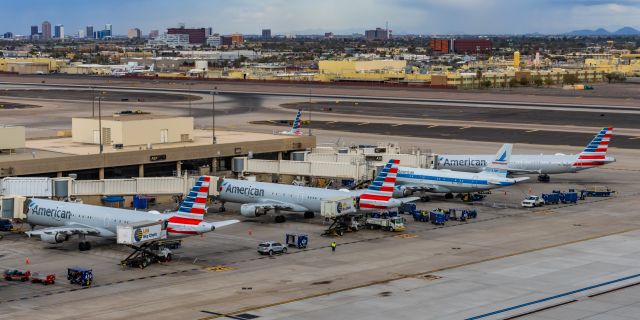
[{"x1": 0, "y1": 126, "x2": 26, "y2": 149}]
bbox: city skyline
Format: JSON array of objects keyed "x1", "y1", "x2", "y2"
[{"x1": 1, "y1": 0, "x2": 640, "y2": 36}]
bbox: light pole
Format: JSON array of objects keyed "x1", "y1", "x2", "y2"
[
  {"x1": 211, "y1": 86, "x2": 217, "y2": 144},
  {"x1": 188, "y1": 82, "x2": 192, "y2": 117},
  {"x1": 91, "y1": 87, "x2": 95, "y2": 117},
  {"x1": 98, "y1": 93, "x2": 103, "y2": 154},
  {"x1": 308, "y1": 85, "x2": 312, "y2": 136}
]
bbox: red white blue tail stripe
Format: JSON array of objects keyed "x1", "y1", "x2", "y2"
[
  {"x1": 167, "y1": 176, "x2": 210, "y2": 235},
  {"x1": 291, "y1": 109, "x2": 302, "y2": 135},
  {"x1": 359, "y1": 159, "x2": 399, "y2": 210},
  {"x1": 573, "y1": 127, "x2": 612, "y2": 167}
]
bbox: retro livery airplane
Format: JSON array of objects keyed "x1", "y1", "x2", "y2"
[
  {"x1": 434, "y1": 127, "x2": 615, "y2": 181},
  {"x1": 279, "y1": 109, "x2": 303, "y2": 136},
  {"x1": 25, "y1": 176, "x2": 239, "y2": 251},
  {"x1": 216, "y1": 159, "x2": 418, "y2": 223},
  {"x1": 394, "y1": 143, "x2": 529, "y2": 199}
]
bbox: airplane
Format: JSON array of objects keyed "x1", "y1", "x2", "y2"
[
  {"x1": 279, "y1": 109, "x2": 303, "y2": 136},
  {"x1": 434, "y1": 127, "x2": 615, "y2": 181},
  {"x1": 394, "y1": 143, "x2": 529, "y2": 199},
  {"x1": 215, "y1": 159, "x2": 418, "y2": 223},
  {"x1": 24, "y1": 176, "x2": 239, "y2": 251}
]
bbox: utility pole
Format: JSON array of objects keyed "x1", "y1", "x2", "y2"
[{"x1": 211, "y1": 86, "x2": 217, "y2": 144}]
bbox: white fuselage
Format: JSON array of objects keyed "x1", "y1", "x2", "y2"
[
  {"x1": 396, "y1": 166, "x2": 519, "y2": 194},
  {"x1": 436, "y1": 154, "x2": 615, "y2": 174},
  {"x1": 26, "y1": 198, "x2": 213, "y2": 238},
  {"x1": 218, "y1": 179, "x2": 357, "y2": 213}
]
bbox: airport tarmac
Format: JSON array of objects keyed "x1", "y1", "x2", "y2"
[{"x1": 1, "y1": 77, "x2": 639, "y2": 319}]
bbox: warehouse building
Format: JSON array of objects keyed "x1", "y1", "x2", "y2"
[{"x1": 72, "y1": 114, "x2": 194, "y2": 147}]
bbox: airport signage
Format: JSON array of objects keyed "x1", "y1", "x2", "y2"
[
  {"x1": 150, "y1": 154, "x2": 167, "y2": 162},
  {"x1": 365, "y1": 155, "x2": 383, "y2": 161}
]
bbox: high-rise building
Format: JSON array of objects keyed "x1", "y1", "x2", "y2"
[
  {"x1": 42, "y1": 21, "x2": 52, "y2": 40},
  {"x1": 104, "y1": 24, "x2": 112, "y2": 37},
  {"x1": 30, "y1": 25, "x2": 38, "y2": 37},
  {"x1": 127, "y1": 28, "x2": 141, "y2": 39},
  {"x1": 206, "y1": 34, "x2": 221, "y2": 47},
  {"x1": 54, "y1": 24, "x2": 64, "y2": 39},
  {"x1": 430, "y1": 39, "x2": 450, "y2": 54},
  {"x1": 148, "y1": 30, "x2": 159, "y2": 39},
  {"x1": 86, "y1": 26, "x2": 93, "y2": 39},
  {"x1": 451, "y1": 39, "x2": 492, "y2": 54},
  {"x1": 205, "y1": 27, "x2": 213, "y2": 36},
  {"x1": 167, "y1": 28, "x2": 206, "y2": 44},
  {"x1": 262, "y1": 29, "x2": 271, "y2": 39},
  {"x1": 3, "y1": 32, "x2": 13, "y2": 39},
  {"x1": 78, "y1": 30, "x2": 85, "y2": 38},
  {"x1": 324, "y1": 32, "x2": 334, "y2": 39},
  {"x1": 365, "y1": 28, "x2": 388, "y2": 41}
]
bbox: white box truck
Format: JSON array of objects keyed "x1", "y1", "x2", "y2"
[{"x1": 117, "y1": 221, "x2": 165, "y2": 245}]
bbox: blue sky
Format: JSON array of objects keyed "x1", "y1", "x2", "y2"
[{"x1": 2, "y1": 0, "x2": 639, "y2": 36}]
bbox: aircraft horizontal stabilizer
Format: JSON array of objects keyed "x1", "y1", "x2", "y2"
[{"x1": 210, "y1": 220, "x2": 240, "y2": 229}]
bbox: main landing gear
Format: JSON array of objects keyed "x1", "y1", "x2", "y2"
[
  {"x1": 78, "y1": 234, "x2": 91, "y2": 251},
  {"x1": 538, "y1": 174, "x2": 550, "y2": 183},
  {"x1": 304, "y1": 211, "x2": 315, "y2": 219}
]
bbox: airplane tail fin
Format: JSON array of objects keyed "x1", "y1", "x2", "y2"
[
  {"x1": 176, "y1": 176, "x2": 210, "y2": 220},
  {"x1": 290, "y1": 109, "x2": 302, "y2": 135},
  {"x1": 359, "y1": 159, "x2": 399, "y2": 210},
  {"x1": 482, "y1": 144, "x2": 512, "y2": 177},
  {"x1": 573, "y1": 127, "x2": 613, "y2": 167}
]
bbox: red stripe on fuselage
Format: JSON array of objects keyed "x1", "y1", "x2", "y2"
[
  {"x1": 573, "y1": 162, "x2": 605, "y2": 166},
  {"x1": 359, "y1": 203, "x2": 389, "y2": 209},
  {"x1": 578, "y1": 155, "x2": 606, "y2": 160}
]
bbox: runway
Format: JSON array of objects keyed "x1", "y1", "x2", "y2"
[{"x1": 254, "y1": 120, "x2": 640, "y2": 149}]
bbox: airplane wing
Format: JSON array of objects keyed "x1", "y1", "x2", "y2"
[
  {"x1": 401, "y1": 184, "x2": 440, "y2": 193},
  {"x1": 25, "y1": 225, "x2": 102, "y2": 238},
  {"x1": 250, "y1": 199, "x2": 309, "y2": 212}
]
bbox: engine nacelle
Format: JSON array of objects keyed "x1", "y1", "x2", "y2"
[
  {"x1": 240, "y1": 204, "x2": 266, "y2": 217},
  {"x1": 40, "y1": 232, "x2": 69, "y2": 244},
  {"x1": 393, "y1": 186, "x2": 410, "y2": 198}
]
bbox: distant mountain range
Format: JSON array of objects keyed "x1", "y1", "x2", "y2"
[{"x1": 565, "y1": 26, "x2": 640, "y2": 36}]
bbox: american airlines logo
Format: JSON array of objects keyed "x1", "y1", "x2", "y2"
[
  {"x1": 440, "y1": 158, "x2": 488, "y2": 167},
  {"x1": 30, "y1": 205, "x2": 71, "y2": 221},
  {"x1": 225, "y1": 185, "x2": 265, "y2": 196}
]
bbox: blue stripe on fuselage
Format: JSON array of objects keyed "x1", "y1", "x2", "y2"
[{"x1": 397, "y1": 173, "x2": 489, "y2": 185}]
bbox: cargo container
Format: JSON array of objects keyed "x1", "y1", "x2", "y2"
[
  {"x1": 560, "y1": 192, "x2": 578, "y2": 203},
  {"x1": 117, "y1": 221, "x2": 165, "y2": 245},
  {"x1": 320, "y1": 196, "x2": 357, "y2": 218},
  {"x1": 542, "y1": 193, "x2": 560, "y2": 204},
  {"x1": 429, "y1": 211, "x2": 446, "y2": 225}
]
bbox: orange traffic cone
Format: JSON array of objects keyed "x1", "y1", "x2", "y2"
[
  {"x1": 248, "y1": 229, "x2": 253, "y2": 236},
  {"x1": 25, "y1": 257, "x2": 30, "y2": 265}
]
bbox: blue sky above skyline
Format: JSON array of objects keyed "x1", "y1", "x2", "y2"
[{"x1": 2, "y1": 0, "x2": 639, "y2": 36}]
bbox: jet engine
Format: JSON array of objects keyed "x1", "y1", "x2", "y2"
[
  {"x1": 40, "y1": 232, "x2": 69, "y2": 244},
  {"x1": 393, "y1": 186, "x2": 411, "y2": 198},
  {"x1": 240, "y1": 204, "x2": 267, "y2": 217}
]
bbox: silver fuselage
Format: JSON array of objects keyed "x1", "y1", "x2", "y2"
[
  {"x1": 396, "y1": 166, "x2": 521, "y2": 194},
  {"x1": 26, "y1": 198, "x2": 213, "y2": 238},
  {"x1": 436, "y1": 154, "x2": 616, "y2": 174}
]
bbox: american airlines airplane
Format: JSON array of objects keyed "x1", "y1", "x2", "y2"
[
  {"x1": 25, "y1": 176, "x2": 239, "y2": 251},
  {"x1": 434, "y1": 127, "x2": 615, "y2": 181},
  {"x1": 394, "y1": 143, "x2": 529, "y2": 199},
  {"x1": 216, "y1": 159, "x2": 418, "y2": 223},
  {"x1": 279, "y1": 109, "x2": 303, "y2": 136}
]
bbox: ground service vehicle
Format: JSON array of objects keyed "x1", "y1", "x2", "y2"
[
  {"x1": 67, "y1": 267, "x2": 93, "y2": 287},
  {"x1": 522, "y1": 195, "x2": 544, "y2": 208},
  {"x1": 31, "y1": 272, "x2": 56, "y2": 285},
  {"x1": 4, "y1": 269, "x2": 30, "y2": 282}
]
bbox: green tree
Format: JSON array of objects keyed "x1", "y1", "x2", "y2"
[
  {"x1": 519, "y1": 77, "x2": 529, "y2": 86},
  {"x1": 563, "y1": 74, "x2": 578, "y2": 85},
  {"x1": 508, "y1": 78, "x2": 518, "y2": 87},
  {"x1": 544, "y1": 77, "x2": 554, "y2": 86},
  {"x1": 533, "y1": 77, "x2": 543, "y2": 87}
]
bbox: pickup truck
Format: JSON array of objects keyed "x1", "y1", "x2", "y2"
[{"x1": 522, "y1": 195, "x2": 544, "y2": 208}]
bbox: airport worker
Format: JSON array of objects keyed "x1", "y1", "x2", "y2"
[{"x1": 331, "y1": 241, "x2": 337, "y2": 252}]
